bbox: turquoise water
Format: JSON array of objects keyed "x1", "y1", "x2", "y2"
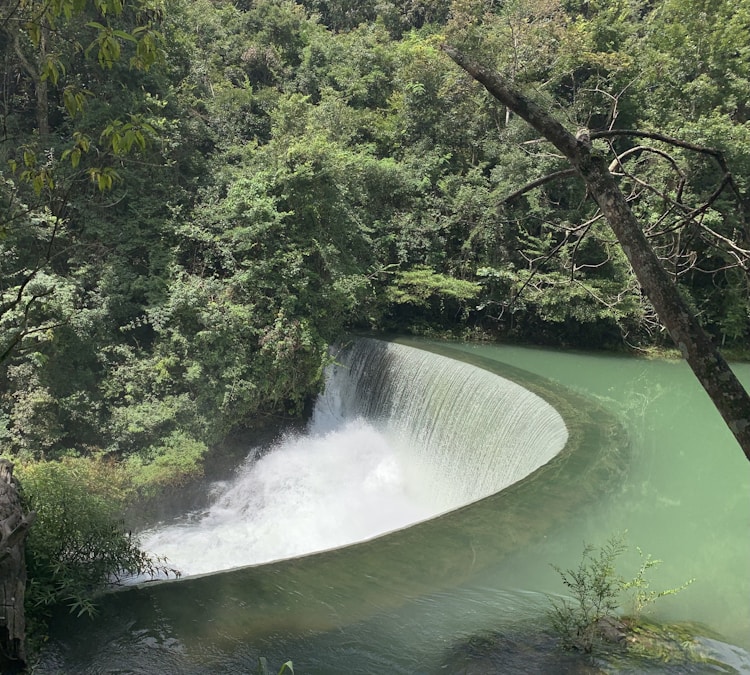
[
  {"x1": 38, "y1": 339, "x2": 750, "y2": 673},
  {"x1": 439, "y1": 340, "x2": 750, "y2": 650}
]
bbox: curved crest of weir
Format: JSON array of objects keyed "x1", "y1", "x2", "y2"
[{"x1": 312, "y1": 338, "x2": 570, "y2": 508}]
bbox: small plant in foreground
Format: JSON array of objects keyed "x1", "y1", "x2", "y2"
[
  {"x1": 622, "y1": 546, "x2": 694, "y2": 618},
  {"x1": 548, "y1": 534, "x2": 694, "y2": 653},
  {"x1": 17, "y1": 457, "x2": 176, "y2": 622},
  {"x1": 257, "y1": 656, "x2": 294, "y2": 675}
]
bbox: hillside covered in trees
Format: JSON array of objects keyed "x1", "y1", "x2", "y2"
[{"x1": 1, "y1": 0, "x2": 750, "y2": 656}]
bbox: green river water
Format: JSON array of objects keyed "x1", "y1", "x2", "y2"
[{"x1": 443, "y1": 340, "x2": 750, "y2": 649}]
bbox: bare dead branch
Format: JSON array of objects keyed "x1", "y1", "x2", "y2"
[
  {"x1": 593, "y1": 129, "x2": 750, "y2": 236},
  {"x1": 608, "y1": 144, "x2": 686, "y2": 184},
  {"x1": 443, "y1": 44, "x2": 750, "y2": 462},
  {"x1": 510, "y1": 233, "x2": 571, "y2": 311},
  {"x1": 592, "y1": 128, "x2": 726, "y2": 159},
  {"x1": 501, "y1": 168, "x2": 577, "y2": 203}
]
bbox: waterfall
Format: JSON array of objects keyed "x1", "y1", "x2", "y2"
[
  {"x1": 138, "y1": 338, "x2": 568, "y2": 576},
  {"x1": 312, "y1": 339, "x2": 569, "y2": 507}
]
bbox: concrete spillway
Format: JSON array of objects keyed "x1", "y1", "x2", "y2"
[
  {"x1": 139, "y1": 338, "x2": 569, "y2": 576},
  {"x1": 38, "y1": 338, "x2": 631, "y2": 674}
]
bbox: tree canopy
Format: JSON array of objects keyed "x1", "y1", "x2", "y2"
[
  {"x1": 0, "y1": 0, "x2": 747, "y2": 457},
  {"x1": 1, "y1": 0, "x2": 748, "y2": 463},
  {"x1": 2, "y1": 0, "x2": 750, "y2": 653}
]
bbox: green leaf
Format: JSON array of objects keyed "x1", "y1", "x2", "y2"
[
  {"x1": 113, "y1": 29, "x2": 137, "y2": 43},
  {"x1": 33, "y1": 174, "x2": 45, "y2": 194},
  {"x1": 73, "y1": 132, "x2": 90, "y2": 153},
  {"x1": 41, "y1": 58, "x2": 62, "y2": 85},
  {"x1": 26, "y1": 21, "x2": 41, "y2": 47},
  {"x1": 88, "y1": 167, "x2": 119, "y2": 191}
]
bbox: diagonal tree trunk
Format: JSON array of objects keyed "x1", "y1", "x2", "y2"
[
  {"x1": 442, "y1": 45, "x2": 750, "y2": 463},
  {"x1": 0, "y1": 458, "x2": 35, "y2": 672}
]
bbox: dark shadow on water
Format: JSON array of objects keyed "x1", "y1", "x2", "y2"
[
  {"x1": 442, "y1": 626, "x2": 605, "y2": 674},
  {"x1": 440, "y1": 621, "x2": 749, "y2": 675}
]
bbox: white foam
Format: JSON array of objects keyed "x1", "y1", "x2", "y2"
[
  {"x1": 139, "y1": 419, "x2": 438, "y2": 576},
  {"x1": 138, "y1": 340, "x2": 568, "y2": 578}
]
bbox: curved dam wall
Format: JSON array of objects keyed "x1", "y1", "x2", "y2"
[
  {"x1": 313, "y1": 338, "x2": 569, "y2": 509},
  {"x1": 137, "y1": 339, "x2": 571, "y2": 576},
  {"x1": 38, "y1": 338, "x2": 629, "y2": 671}
]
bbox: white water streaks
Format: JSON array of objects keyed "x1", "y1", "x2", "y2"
[
  {"x1": 138, "y1": 339, "x2": 568, "y2": 578},
  {"x1": 316, "y1": 339, "x2": 569, "y2": 505}
]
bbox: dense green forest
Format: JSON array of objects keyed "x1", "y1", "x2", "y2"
[{"x1": 1, "y1": 0, "x2": 750, "y2": 645}]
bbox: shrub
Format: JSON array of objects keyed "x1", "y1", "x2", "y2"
[
  {"x1": 17, "y1": 457, "x2": 169, "y2": 621},
  {"x1": 125, "y1": 430, "x2": 208, "y2": 498},
  {"x1": 548, "y1": 534, "x2": 694, "y2": 653},
  {"x1": 549, "y1": 536, "x2": 626, "y2": 652}
]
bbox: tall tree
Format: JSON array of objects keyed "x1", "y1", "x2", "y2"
[
  {"x1": 0, "y1": 0, "x2": 163, "y2": 364},
  {"x1": 442, "y1": 45, "x2": 750, "y2": 463}
]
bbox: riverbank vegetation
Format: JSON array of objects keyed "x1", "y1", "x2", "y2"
[
  {"x1": 548, "y1": 534, "x2": 694, "y2": 654},
  {"x1": 2, "y1": 0, "x2": 750, "y2": 662}
]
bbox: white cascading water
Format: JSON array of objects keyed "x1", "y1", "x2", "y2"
[{"x1": 138, "y1": 339, "x2": 568, "y2": 578}]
